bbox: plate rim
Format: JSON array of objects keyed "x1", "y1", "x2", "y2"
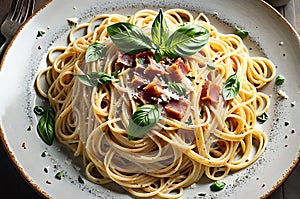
[{"x1": 0, "y1": 0, "x2": 299, "y2": 198}]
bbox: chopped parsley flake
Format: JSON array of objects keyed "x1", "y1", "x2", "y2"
[
  {"x1": 55, "y1": 171, "x2": 63, "y2": 180},
  {"x1": 37, "y1": 30, "x2": 45, "y2": 37},
  {"x1": 235, "y1": 26, "x2": 249, "y2": 39},
  {"x1": 275, "y1": 75, "x2": 285, "y2": 85},
  {"x1": 210, "y1": 181, "x2": 226, "y2": 191},
  {"x1": 41, "y1": 151, "x2": 48, "y2": 157},
  {"x1": 78, "y1": 176, "x2": 84, "y2": 184}
]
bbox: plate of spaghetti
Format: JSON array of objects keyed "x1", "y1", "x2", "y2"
[{"x1": 0, "y1": 0, "x2": 299, "y2": 198}]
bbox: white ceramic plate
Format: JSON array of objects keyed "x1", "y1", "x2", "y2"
[{"x1": 0, "y1": 0, "x2": 299, "y2": 198}]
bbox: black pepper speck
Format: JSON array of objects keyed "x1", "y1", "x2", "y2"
[
  {"x1": 291, "y1": 129, "x2": 295, "y2": 134},
  {"x1": 46, "y1": 180, "x2": 51, "y2": 184}
]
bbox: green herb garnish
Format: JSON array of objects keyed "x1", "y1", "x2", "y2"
[
  {"x1": 107, "y1": 22, "x2": 153, "y2": 55},
  {"x1": 222, "y1": 73, "x2": 240, "y2": 101},
  {"x1": 111, "y1": 69, "x2": 121, "y2": 77},
  {"x1": 210, "y1": 181, "x2": 226, "y2": 191},
  {"x1": 152, "y1": 9, "x2": 169, "y2": 48},
  {"x1": 257, "y1": 112, "x2": 269, "y2": 123},
  {"x1": 107, "y1": 9, "x2": 210, "y2": 62},
  {"x1": 168, "y1": 82, "x2": 186, "y2": 96},
  {"x1": 85, "y1": 42, "x2": 107, "y2": 62},
  {"x1": 41, "y1": 151, "x2": 48, "y2": 157},
  {"x1": 78, "y1": 176, "x2": 84, "y2": 184},
  {"x1": 163, "y1": 24, "x2": 209, "y2": 58},
  {"x1": 55, "y1": 171, "x2": 63, "y2": 180},
  {"x1": 76, "y1": 72, "x2": 119, "y2": 87},
  {"x1": 34, "y1": 105, "x2": 45, "y2": 116},
  {"x1": 37, "y1": 30, "x2": 45, "y2": 37},
  {"x1": 275, "y1": 75, "x2": 285, "y2": 85},
  {"x1": 128, "y1": 104, "x2": 160, "y2": 140},
  {"x1": 37, "y1": 106, "x2": 55, "y2": 145},
  {"x1": 235, "y1": 26, "x2": 248, "y2": 39}
]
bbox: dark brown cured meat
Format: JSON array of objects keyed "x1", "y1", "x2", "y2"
[
  {"x1": 136, "y1": 51, "x2": 154, "y2": 60},
  {"x1": 143, "y1": 77, "x2": 164, "y2": 98}
]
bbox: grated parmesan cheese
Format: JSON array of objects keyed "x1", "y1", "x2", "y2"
[
  {"x1": 161, "y1": 88, "x2": 180, "y2": 101},
  {"x1": 67, "y1": 17, "x2": 78, "y2": 25},
  {"x1": 190, "y1": 183, "x2": 197, "y2": 189},
  {"x1": 278, "y1": 89, "x2": 288, "y2": 99}
]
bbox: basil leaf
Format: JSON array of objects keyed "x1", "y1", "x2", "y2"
[
  {"x1": 37, "y1": 106, "x2": 55, "y2": 145},
  {"x1": 210, "y1": 181, "x2": 226, "y2": 191},
  {"x1": 128, "y1": 104, "x2": 160, "y2": 140},
  {"x1": 164, "y1": 24, "x2": 209, "y2": 58},
  {"x1": 222, "y1": 73, "x2": 240, "y2": 101},
  {"x1": 151, "y1": 8, "x2": 169, "y2": 48},
  {"x1": 107, "y1": 22, "x2": 153, "y2": 54},
  {"x1": 154, "y1": 48, "x2": 164, "y2": 63},
  {"x1": 76, "y1": 72, "x2": 119, "y2": 87},
  {"x1": 257, "y1": 112, "x2": 268, "y2": 123},
  {"x1": 168, "y1": 82, "x2": 186, "y2": 96},
  {"x1": 85, "y1": 42, "x2": 107, "y2": 62},
  {"x1": 235, "y1": 26, "x2": 249, "y2": 39}
]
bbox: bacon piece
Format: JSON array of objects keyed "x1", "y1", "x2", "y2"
[
  {"x1": 166, "y1": 63, "x2": 184, "y2": 82},
  {"x1": 115, "y1": 50, "x2": 135, "y2": 68},
  {"x1": 144, "y1": 61, "x2": 165, "y2": 79},
  {"x1": 135, "y1": 60, "x2": 146, "y2": 73},
  {"x1": 136, "y1": 51, "x2": 154, "y2": 61},
  {"x1": 200, "y1": 80, "x2": 220, "y2": 104},
  {"x1": 174, "y1": 58, "x2": 190, "y2": 75},
  {"x1": 131, "y1": 72, "x2": 148, "y2": 89},
  {"x1": 143, "y1": 77, "x2": 164, "y2": 98},
  {"x1": 135, "y1": 51, "x2": 155, "y2": 73},
  {"x1": 165, "y1": 98, "x2": 189, "y2": 120},
  {"x1": 166, "y1": 58, "x2": 190, "y2": 82}
]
